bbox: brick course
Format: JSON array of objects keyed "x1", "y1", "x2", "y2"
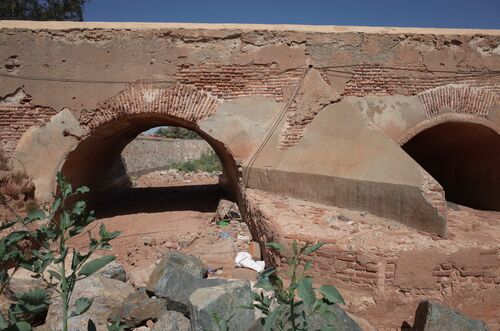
[{"x1": 0, "y1": 103, "x2": 56, "y2": 155}]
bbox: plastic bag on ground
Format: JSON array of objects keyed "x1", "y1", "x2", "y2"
[{"x1": 235, "y1": 252, "x2": 265, "y2": 273}]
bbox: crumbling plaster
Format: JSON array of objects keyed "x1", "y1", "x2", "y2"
[{"x1": 1, "y1": 21, "x2": 499, "y2": 236}]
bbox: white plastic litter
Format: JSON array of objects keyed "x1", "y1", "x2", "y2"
[
  {"x1": 237, "y1": 235, "x2": 250, "y2": 241},
  {"x1": 235, "y1": 252, "x2": 265, "y2": 273}
]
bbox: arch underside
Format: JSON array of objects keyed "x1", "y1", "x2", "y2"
[
  {"x1": 62, "y1": 117, "x2": 239, "y2": 206},
  {"x1": 403, "y1": 121, "x2": 500, "y2": 211}
]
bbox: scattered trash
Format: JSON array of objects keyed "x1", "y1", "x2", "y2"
[
  {"x1": 219, "y1": 231, "x2": 232, "y2": 239},
  {"x1": 235, "y1": 252, "x2": 265, "y2": 273},
  {"x1": 237, "y1": 235, "x2": 250, "y2": 241},
  {"x1": 217, "y1": 220, "x2": 230, "y2": 227},
  {"x1": 213, "y1": 199, "x2": 242, "y2": 224}
]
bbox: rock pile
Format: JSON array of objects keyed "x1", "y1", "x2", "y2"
[{"x1": 3, "y1": 247, "x2": 489, "y2": 330}]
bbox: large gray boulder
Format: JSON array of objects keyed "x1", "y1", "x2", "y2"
[
  {"x1": 111, "y1": 289, "x2": 168, "y2": 328},
  {"x1": 189, "y1": 281, "x2": 255, "y2": 331},
  {"x1": 152, "y1": 311, "x2": 191, "y2": 331},
  {"x1": 309, "y1": 305, "x2": 363, "y2": 331},
  {"x1": 43, "y1": 274, "x2": 135, "y2": 331},
  {"x1": 246, "y1": 305, "x2": 362, "y2": 331},
  {"x1": 146, "y1": 250, "x2": 226, "y2": 315},
  {"x1": 413, "y1": 300, "x2": 490, "y2": 331}
]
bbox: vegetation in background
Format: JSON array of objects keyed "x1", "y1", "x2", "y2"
[
  {"x1": 0, "y1": 0, "x2": 89, "y2": 21},
  {"x1": 155, "y1": 127, "x2": 202, "y2": 140},
  {"x1": 251, "y1": 241, "x2": 345, "y2": 331},
  {"x1": 168, "y1": 151, "x2": 222, "y2": 173},
  {"x1": 0, "y1": 173, "x2": 120, "y2": 331}
]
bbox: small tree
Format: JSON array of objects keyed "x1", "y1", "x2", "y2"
[
  {"x1": 252, "y1": 241, "x2": 345, "y2": 331},
  {"x1": 0, "y1": 172, "x2": 120, "y2": 331}
]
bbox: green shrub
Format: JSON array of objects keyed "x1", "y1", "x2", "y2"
[
  {"x1": 0, "y1": 172, "x2": 120, "y2": 331},
  {"x1": 250, "y1": 241, "x2": 345, "y2": 331},
  {"x1": 155, "y1": 127, "x2": 201, "y2": 140},
  {"x1": 169, "y1": 151, "x2": 222, "y2": 173}
]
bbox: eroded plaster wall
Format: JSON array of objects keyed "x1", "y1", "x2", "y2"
[{"x1": 1, "y1": 21, "x2": 499, "y2": 235}]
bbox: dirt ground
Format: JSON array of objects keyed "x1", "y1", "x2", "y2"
[
  {"x1": 1, "y1": 168, "x2": 499, "y2": 329},
  {"x1": 69, "y1": 169, "x2": 258, "y2": 287}
]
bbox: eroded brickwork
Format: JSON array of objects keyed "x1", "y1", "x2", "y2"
[
  {"x1": 80, "y1": 83, "x2": 223, "y2": 133},
  {"x1": 277, "y1": 69, "x2": 340, "y2": 149},
  {"x1": 0, "y1": 103, "x2": 56, "y2": 154},
  {"x1": 176, "y1": 64, "x2": 303, "y2": 101},
  {"x1": 418, "y1": 84, "x2": 500, "y2": 117},
  {"x1": 242, "y1": 188, "x2": 500, "y2": 329},
  {"x1": 342, "y1": 64, "x2": 500, "y2": 97}
]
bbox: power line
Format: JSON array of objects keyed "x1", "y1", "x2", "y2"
[
  {"x1": 0, "y1": 72, "x2": 177, "y2": 84},
  {"x1": 1, "y1": 64, "x2": 498, "y2": 85},
  {"x1": 242, "y1": 66, "x2": 311, "y2": 189}
]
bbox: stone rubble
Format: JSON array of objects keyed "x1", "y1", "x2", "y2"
[{"x1": 412, "y1": 300, "x2": 490, "y2": 331}]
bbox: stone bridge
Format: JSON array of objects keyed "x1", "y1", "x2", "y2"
[
  {"x1": 2, "y1": 21, "x2": 499, "y2": 236},
  {"x1": 1, "y1": 21, "x2": 500, "y2": 328}
]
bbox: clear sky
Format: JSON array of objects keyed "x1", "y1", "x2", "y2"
[{"x1": 84, "y1": 0, "x2": 500, "y2": 29}]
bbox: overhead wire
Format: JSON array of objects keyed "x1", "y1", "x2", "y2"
[
  {"x1": 241, "y1": 66, "x2": 311, "y2": 189},
  {"x1": 1, "y1": 64, "x2": 498, "y2": 85}
]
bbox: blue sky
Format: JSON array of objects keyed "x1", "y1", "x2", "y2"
[{"x1": 84, "y1": 0, "x2": 500, "y2": 29}]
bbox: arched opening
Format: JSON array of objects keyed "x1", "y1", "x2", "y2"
[
  {"x1": 61, "y1": 113, "x2": 239, "y2": 202},
  {"x1": 402, "y1": 122, "x2": 500, "y2": 211},
  {"x1": 62, "y1": 113, "x2": 259, "y2": 283}
]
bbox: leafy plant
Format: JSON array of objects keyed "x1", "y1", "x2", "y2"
[
  {"x1": 209, "y1": 310, "x2": 234, "y2": 331},
  {"x1": 105, "y1": 320, "x2": 128, "y2": 331},
  {"x1": 168, "y1": 151, "x2": 222, "y2": 173},
  {"x1": 0, "y1": 172, "x2": 120, "y2": 331},
  {"x1": 252, "y1": 241, "x2": 345, "y2": 331}
]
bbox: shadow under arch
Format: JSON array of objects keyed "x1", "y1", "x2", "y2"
[
  {"x1": 60, "y1": 112, "x2": 240, "y2": 208},
  {"x1": 402, "y1": 120, "x2": 500, "y2": 211}
]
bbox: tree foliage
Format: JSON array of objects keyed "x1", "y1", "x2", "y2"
[
  {"x1": 154, "y1": 127, "x2": 202, "y2": 140},
  {"x1": 0, "y1": 0, "x2": 89, "y2": 21}
]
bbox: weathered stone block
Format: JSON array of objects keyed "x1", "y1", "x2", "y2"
[
  {"x1": 189, "y1": 281, "x2": 255, "y2": 331},
  {"x1": 413, "y1": 300, "x2": 490, "y2": 331}
]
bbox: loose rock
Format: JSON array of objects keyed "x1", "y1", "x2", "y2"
[
  {"x1": 100, "y1": 260, "x2": 127, "y2": 282},
  {"x1": 111, "y1": 289, "x2": 168, "y2": 328},
  {"x1": 146, "y1": 250, "x2": 226, "y2": 315},
  {"x1": 189, "y1": 280, "x2": 255, "y2": 331},
  {"x1": 247, "y1": 305, "x2": 362, "y2": 331},
  {"x1": 152, "y1": 310, "x2": 191, "y2": 331},
  {"x1": 43, "y1": 274, "x2": 135, "y2": 331},
  {"x1": 413, "y1": 300, "x2": 489, "y2": 331}
]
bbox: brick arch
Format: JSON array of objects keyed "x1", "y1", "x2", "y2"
[
  {"x1": 401, "y1": 120, "x2": 500, "y2": 211},
  {"x1": 417, "y1": 84, "x2": 499, "y2": 118},
  {"x1": 398, "y1": 113, "x2": 500, "y2": 145},
  {"x1": 61, "y1": 83, "x2": 243, "y2": 205},
  {"x1": 79, "y1": 82, "x2": 223, "y2": 134}
]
